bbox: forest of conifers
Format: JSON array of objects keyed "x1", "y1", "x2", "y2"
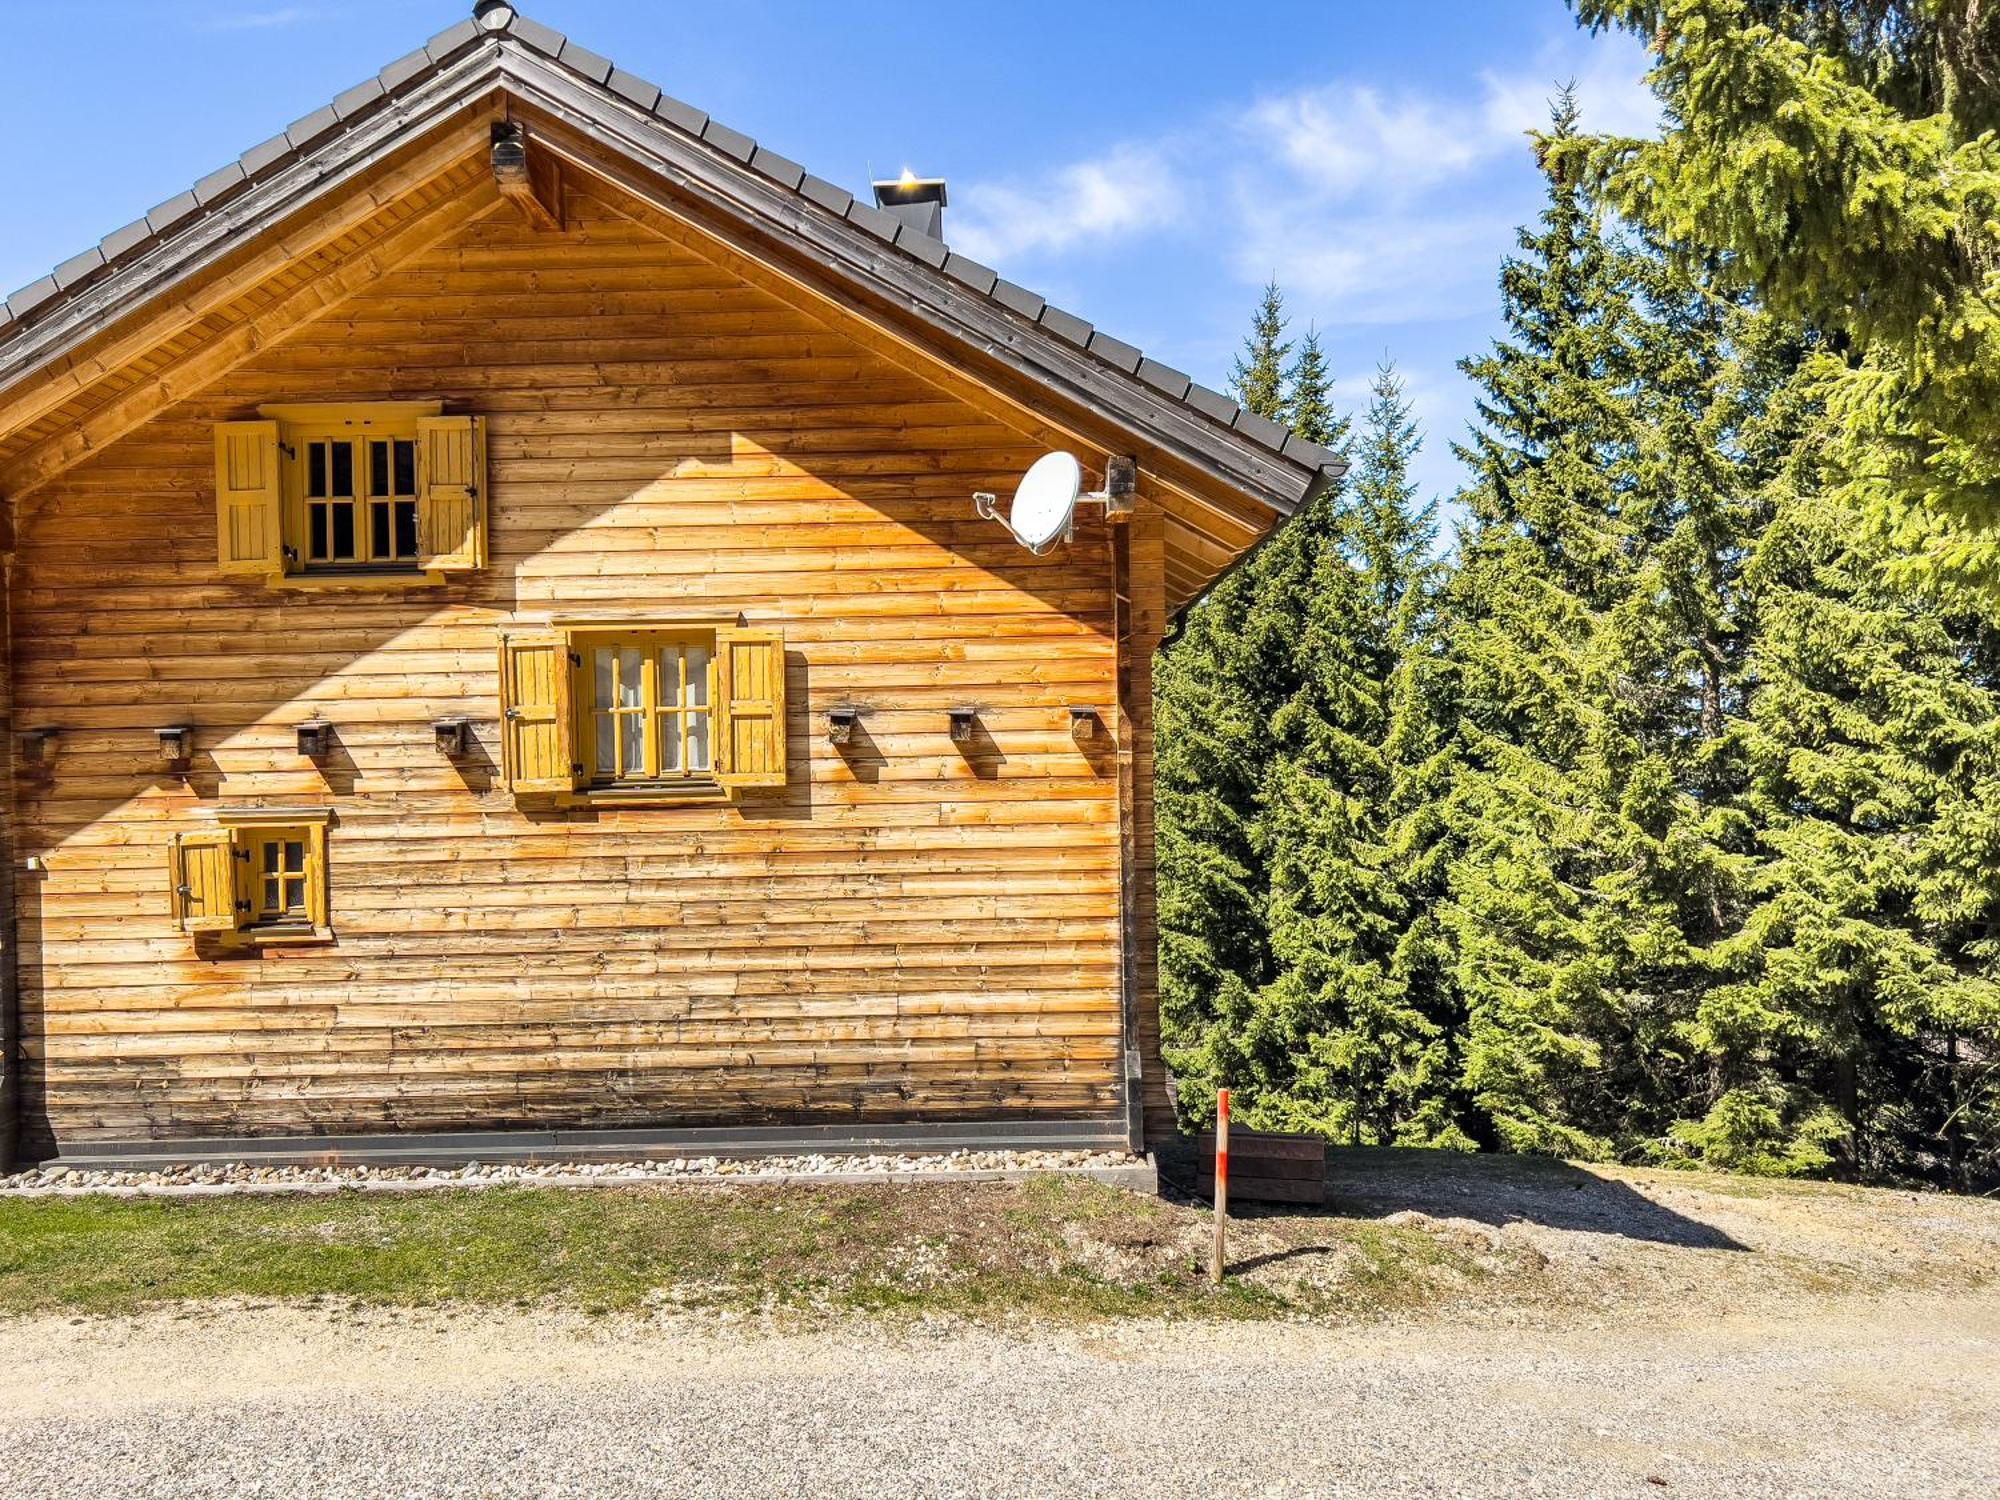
[{"x1": 1155, "y1": 1, "x2": 2000, "y2": 1190}]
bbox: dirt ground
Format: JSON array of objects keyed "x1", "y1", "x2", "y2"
[{"x1": 1, "y1": 1149, "x2": 1997, "y2": 1497}]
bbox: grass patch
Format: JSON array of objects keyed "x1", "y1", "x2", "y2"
[{"x1": 0, "y1": 1177, "x2": 1456, "y2": 1324}]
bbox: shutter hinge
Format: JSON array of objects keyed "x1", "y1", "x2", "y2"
[
  {"x1": 234, "y1": 900, "x2": 252, "y2": 913},
  {"x1": 231, "y1": 848, "x2": 251, "y2": 862},
  {"x1": 278, "y1": 441, "x2": 296, "y2": 460},
  {"x1": 568, "y1": 651, "x2": 581, "y2": 667}
]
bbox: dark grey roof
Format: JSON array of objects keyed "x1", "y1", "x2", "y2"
[{"x1": 0, "y1": 2, "x2": 1346, "y2": 504}]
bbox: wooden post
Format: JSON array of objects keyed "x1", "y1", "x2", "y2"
[{"x1": 1210, "y1": 1087, "x2": 1229, "y2": 1284}]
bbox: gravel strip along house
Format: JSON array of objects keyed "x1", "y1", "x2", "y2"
[{"x1": 0, "y1": 2, "x2": 1342, "y2": 1173}]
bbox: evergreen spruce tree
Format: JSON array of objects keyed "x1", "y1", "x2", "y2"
[
  {"x1": 1157, "y1": 285, "x2": 1344, "y2": 1120},
  {"x1": 1695, "y1": 348, "x2": 2000, "y2": 1186},
  {"x1": 1439, "y1": 92, "x2": 1754, "y2": 1157},
  {"x1": 1571, "y1": 1, "x2": 2000, "y2": 585},
  {"x1": 1250, "y1": 363, "x2": 1462, "y2": 1142}
]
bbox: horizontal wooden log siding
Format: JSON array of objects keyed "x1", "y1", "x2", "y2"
[{"x1": 11, "y1": 180, "x2": 1164, "y2": 1148}]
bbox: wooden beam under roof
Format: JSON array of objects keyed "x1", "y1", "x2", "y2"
[{"x1": 491, "y1": 120, "x2": 563, "y2": 231}]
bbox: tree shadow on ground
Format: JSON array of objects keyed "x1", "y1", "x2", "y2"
[{"x1": 1156, "y1": 1142, "x2": 1747, "y2": 1251}]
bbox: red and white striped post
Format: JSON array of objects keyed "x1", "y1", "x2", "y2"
[{"x1": 1210, "y1": 1087, "x2": 1230, "y2": 1284}]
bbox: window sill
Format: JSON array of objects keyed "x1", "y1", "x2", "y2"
[
  {"x1": 268, "y1": 570, "x2": 454, "y2": 592},
  {"x1": 570, "y1": 782, "x2": 729, "y2": 808},
  {"x1": 223, "y1": 924, "x2": 335, "y2": 948}
]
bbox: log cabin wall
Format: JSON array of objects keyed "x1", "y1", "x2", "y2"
[{"x1": 10, "y1": 177, "x2": 1152, "y2": 1151}]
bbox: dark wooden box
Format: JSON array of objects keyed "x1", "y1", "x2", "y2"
[{"x1": 1194, "y1": 1128, "x2": 1326, "y2": 1205}]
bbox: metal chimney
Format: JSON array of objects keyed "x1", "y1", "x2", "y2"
[{"x1": 872, "y1": 173, "x2": 948, "y2": 241}]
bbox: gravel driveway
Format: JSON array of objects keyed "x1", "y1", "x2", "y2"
[{"x1": 3, "y1": 1293, "x2": 1996, "y2": 1499}]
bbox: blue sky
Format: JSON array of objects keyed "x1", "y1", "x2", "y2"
[{"x1": 0, "y1": 1, "x2": 1655, "y2": 505}]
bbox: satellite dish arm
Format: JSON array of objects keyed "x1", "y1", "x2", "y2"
[{"x1": 972, "y1": 455, "x2": 1137, "y2": 551}]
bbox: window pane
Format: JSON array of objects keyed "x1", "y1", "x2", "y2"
[
  {"x1": 307, "y1": 442, "x2": 327, "y2": 498},
  {"x1": 331, "y1": 441, "x2": 353, "y2": 496},
  {"x1": 284, "y1": 840, "x2": 305, "y2": 873},
  {"x1": 394, "y1": 439, "x2": 416, "y2": 495},
  {"x1": 369, "y1": 439, "x2": 389, "y2": 497},
  {"x1": 617, "y1": 648, "x2": 643, "y2": 708},
  {"x1": 395, "y1": 500, "x2": 418, "y2": 559},
  {"x1": 592, "y1": 648, "x2": 612, "y2": 707},
  {"x1": 309, "y1": 507, "x2": 328, "y2": 561},
  {"x1": 371, "y1": 504, "x2": 391, "y2": 560},
  {"x1": 622, "y1": 716, "x2": 647, "y2": 775},
  {"x1": 592, "y1": 716, "x2": 615, "y2": 775},
  {"x1": 331, "y1": 504, "x2": 355, "y2": 560},
  {"x1": 686, "y1": 646, "x2": 709, "y2": 707},
  {"x1": 659, "y1": 646, "x2": 683, "y2": 708},
  {"x1": 263, "y1": 842, "x2": 279, "y2": 874},
  {"x1": 688, "y1": 710, "x2": 710, "y2": 771}
]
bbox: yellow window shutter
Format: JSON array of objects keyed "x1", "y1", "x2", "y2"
[
  {"x1": 499, "y1": 630, "x2": 580, "y2": 794},
  {"x1": 716, "y1": 626, "x2": 788, "y2": 788},
  {"x1": 416, "y1": 415, "x2": 487, "y2": 571},
  {"x1": 213, "y1": 420, "x2": 284, "y2": 576},
  {"x1": 170, "y1": 828, "x2": 243, "y2": 933}
]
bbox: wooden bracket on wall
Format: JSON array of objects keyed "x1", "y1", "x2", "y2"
[{"x1": 491, "y1": 121, "x2": 562, "y2": 232}]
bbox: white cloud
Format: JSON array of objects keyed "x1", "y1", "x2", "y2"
[
  {"x1": 942, "y1": 30, "x2": 1656, "y2": 332},
  {"x1": 948, "y1": 144, "x2": 1186, "y2": 266}
]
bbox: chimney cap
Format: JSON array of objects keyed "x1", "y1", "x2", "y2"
[{"x1": 872, "y1": 174, "x2": 948, "y2": 209}]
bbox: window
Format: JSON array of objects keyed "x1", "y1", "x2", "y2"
[
  {"x1": 585, "y1": 632, "x2": 714, "y2": 784},
  {"x1": 170, "y1": 810, "x2": 331, "y2": 943},
  {"x1": 498, "y1": 622, "x2": 786, "y2": 800},
  {"x1": 213, "y1": 403, "x2": 486, "y2": 584}
]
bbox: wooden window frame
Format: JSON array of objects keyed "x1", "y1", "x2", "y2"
[
  {"x1": 212, "y1": 402, "x2": 487, "y2": 589},
  {"x1": 575, "y1": 627, "x2": 719, "y2": 790},
  {"x1": 170, "y1": 808, "x2": 333, "y2": 946},
  {"x1": 498, "y1": 618, "x2": 787, "y2": 805}
]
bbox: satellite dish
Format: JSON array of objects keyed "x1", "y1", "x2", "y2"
[
  {"x1": 1009, "y1": 452, "x2": 1083, "y2": 552},
  {"x1": 972, "y1": 451, "x2": 1136, "y2": 554}
]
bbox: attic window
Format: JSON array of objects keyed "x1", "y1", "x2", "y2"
[{"x1": 212, "y1": 402, "x2": 487, "y2": 586}]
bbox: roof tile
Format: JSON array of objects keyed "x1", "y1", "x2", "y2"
[
  {"x1": 750, "y1": 146, "x2": 805, "y2": 190},
  {"x1": 606, "y1": 67, "x2": 660, "y2": 111},
  {"x1": 798, "y1": 174, "x2": 853, "y2": 215},
  {"x1": 5, "y1": 276, "x2": 60, "y2": 320},
  {"x1": 239, "y1": 132, "x2": 293, "y2": 177},
  {"x1": 1087, "y1": 330, "x2": 1142, "y2": 373},
  {"x1": 990, "y1": 279, "x2": 1046, "y2": 320},
  {"x1": 1136, "y1": 358, "x2": 1192, "y2": 400},
  {"x1": 377, "y1": 47, "x2": 433, "y2": 92},
  {"x1": 1282, "y1": 432, "x2": 1339, "y2": 470},
  {"x1": 1183, "y1": 382, "x2": 1240, "y2": 424},
  {"x1": 700, "y1": 119, "x2": 755, "y2": 162},
  {"x1": 286, "y1": 105, "x2": 340, "y2": 149},
  {"x1": 1231, "y1": 408, "x2": 1287, "y2": 448},
  {"x1": 192, "y1": 163, "x2": 246, "y2": 206},
  {"x1": 52, "y1": 248, "x2": 105, "y2": 290},
  {"x1": 424, "y1": 17, "x2": 480, "y2": 62},
  {"x1": 509, "y1": 16, "x2": 566, "y2": 55},
  {"x1": 332, "y1": 78, "x2": 385, "y2": 120},
  {"x1": 942, "y1": 253, "x2": 999, "y2": 295},
  {"x1": 1038, "y1": 304, "x2": 1092, "y2": 347},
  {"x1": 557, "y1": 41, "x2": 613, "y2": 83},
  {"x1": 899, "y1": 232, "x2": 948, "y2": 269},
  {"x1": 653, "y1": 93, "x2": 708, "y2": 135},
  {"x1": 843, "y1": 199, "x2": 902, "y2": 242},
  {"x1": 145, "y1": 191, "x2": 200, "y2": 235},
  {"x1": 99, "y1": 218, "x2": 154, "y2": 262}
]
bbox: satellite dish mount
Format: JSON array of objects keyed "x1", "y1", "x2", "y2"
[{"x1": 974, "y1": 453, "x2": 1137, "y2": 555}]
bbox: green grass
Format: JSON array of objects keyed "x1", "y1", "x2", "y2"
[{"x1": 0, "y1": 1178, "x2": 1330, "y2": 1322}]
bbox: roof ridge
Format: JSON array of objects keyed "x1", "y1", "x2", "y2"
[{"x1": 0, "y1": 2, "x2": 1346, "y2": 484}]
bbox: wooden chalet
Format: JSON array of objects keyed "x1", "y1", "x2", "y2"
[{"x1": 0, "y1": 2, "x2": 1342, "y2": 1169}]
